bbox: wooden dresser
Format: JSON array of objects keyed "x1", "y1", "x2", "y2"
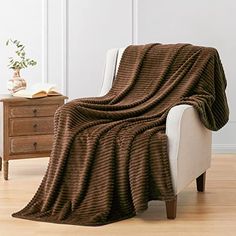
[{"x1": 0, "y1": 95, "x2": 67, "y2": 180}]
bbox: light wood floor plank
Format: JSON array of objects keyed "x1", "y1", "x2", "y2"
[{"x1": 0, "y1": 154, "x2": 236, "y2": 236}]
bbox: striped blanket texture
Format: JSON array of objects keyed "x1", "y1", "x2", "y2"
[{"x1": 13, "y1": 43, "x2": 229, "y2": 225}]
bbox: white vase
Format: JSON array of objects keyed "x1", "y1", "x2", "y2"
[{"x1": 7, "y1": 69, "x2": 26, "y2": 94}]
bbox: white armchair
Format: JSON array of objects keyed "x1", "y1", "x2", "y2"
[{"x1": 100, "y1": 48, "x2": 212, "y2": 219}]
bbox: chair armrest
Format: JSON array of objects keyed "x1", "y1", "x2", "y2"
[
  {"x1": 99, "y1": 48, "x2": 118, "y2": 97},
  {"x1": 166, "y1": 105, "x2": 212, "y2": 194},
  {"x1": 99, "y1": 47, "x2": 126, "y2": 97}
]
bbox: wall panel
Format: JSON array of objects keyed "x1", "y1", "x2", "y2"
[
  {"x1": 136, "y1": 0, "x2": 236, "y2": 153},
  {"x1": 67, "y1": 0, "x2": 133, "y2": 99},
  {"x1": 0, "y1": 0, "x2": 43, "y2": 93}
]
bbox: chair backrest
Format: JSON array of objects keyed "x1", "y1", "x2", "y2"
[{"x1": 99, "y1": 48, "x2": 126, "y2": 96}]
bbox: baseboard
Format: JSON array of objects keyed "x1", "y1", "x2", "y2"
[{"x1": 212, "y1": 144, "x2": 236, "y2": 154}]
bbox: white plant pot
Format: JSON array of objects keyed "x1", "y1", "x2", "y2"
[{"x1": 7, "y1": 70, "x2": 26, "y2": 94}]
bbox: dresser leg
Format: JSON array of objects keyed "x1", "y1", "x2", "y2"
[
  {"x1": 3, "y1": 161, "x2": 9, "y2": 180},
  {"x1": 0, "y1": 157, "x2": 2, "y2": 171}
]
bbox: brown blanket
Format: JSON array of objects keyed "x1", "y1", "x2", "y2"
[{"x1": 13, "y1": 43, "x2": 229, "y2": 226}]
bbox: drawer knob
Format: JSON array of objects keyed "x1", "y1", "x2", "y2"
[
  {"x1": 33, "y1": 109, "x2": 37, "y2": 116},
  {"x1": 33, "y1": 142, "x2": 37, "y2": 150},
  {"x1": 33, "y1": 124, "x2": 38, "y2": 130}
]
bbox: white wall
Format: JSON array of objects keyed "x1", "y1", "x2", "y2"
[
  {"x1": 0, "y1": 0, "x2": 235, "y2": 153},
  {"x1": 68, "y1": 0, "x2": 133, "y2": 99},
  {"x1": 0, "y1": 0, "x2": 42, "y2": 91},
  {"x1": 135, "y1": 0, "x2": 236, "y2": 153}
]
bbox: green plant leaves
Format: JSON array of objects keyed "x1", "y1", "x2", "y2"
[{"x1": 6, "y1": 38, "x2": 37, "y2": 70}]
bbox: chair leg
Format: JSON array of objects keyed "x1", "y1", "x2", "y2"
[
  {"x1": 196, "y1": 171, "x2": 206, "y2": 192},
  {"x1": 165, "y1": 195, "x2": 177, "y2": 219}
]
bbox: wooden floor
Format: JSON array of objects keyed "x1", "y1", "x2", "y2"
[{"x1": 0, "y1": 154, "x2": 236, "y2": 236}]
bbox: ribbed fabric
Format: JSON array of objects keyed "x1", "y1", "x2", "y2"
[{"x1": 12, "y1": 43, "x2": 229, "y2": 226}]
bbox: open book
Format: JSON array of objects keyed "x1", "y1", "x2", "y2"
[{"x1": 13, "y1": 83, "x2": 62, "y2": 98}]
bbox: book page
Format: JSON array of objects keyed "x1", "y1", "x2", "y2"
[
  {"x1": 13, "y1": 89, "x2": 47, "y2": 98},
  {"x1": 13, "y1": 83, "x2": 61, "y2": 98},
  {"x1": 31, "y1": 83, "x2": 57, "y2": 94}
]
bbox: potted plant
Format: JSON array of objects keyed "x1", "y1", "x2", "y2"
[{"x1": 6, "y1": 39, "x2": 37, "y2": 94}]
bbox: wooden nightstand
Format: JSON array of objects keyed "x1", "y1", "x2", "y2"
[{"x1": 0, "y1": 95, "x2": 67, "y2": 180}]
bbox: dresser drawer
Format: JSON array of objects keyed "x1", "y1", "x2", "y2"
[
  {"x1": 9, "y1": 104, "x2": 59, "y2": 118},
  {"x1": 9, "y1": 117, "x2": 54, "y2": 136},
  {"x1": 9, "y1": 135, "x2": 53, "y2": 155}
]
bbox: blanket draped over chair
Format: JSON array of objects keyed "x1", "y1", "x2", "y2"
[{"x1": 13, "y1": 43, "x2": 229, "y2": 226}]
